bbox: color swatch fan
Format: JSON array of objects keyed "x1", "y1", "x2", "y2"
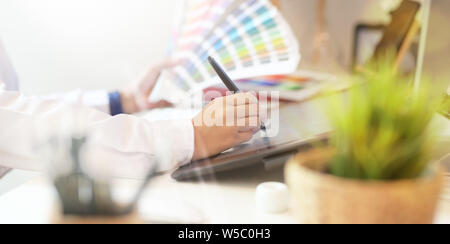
[
  {"x1": 170, "y1": 0, "x2": 234, "y2": 54},
  {"x1": 167, "y1": 0, "x2": 301, "y2": 94}
]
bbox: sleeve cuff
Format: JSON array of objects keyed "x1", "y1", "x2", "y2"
[
  {"x1": 173, "y1": 119, "x2": 195, "y2": 165},
  {"x1": 108, "y1": 91, "x2": 124, "y2": 116},
  {"x1": 49, "y1": 89, "x2": 110, "y2": 114},
  {"x1": 151, "y1": 119, "x2": 195, "y2": 170}
]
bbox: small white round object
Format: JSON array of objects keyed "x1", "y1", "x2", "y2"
[{"x1": 255, "y1": 182, "x2": 290, "y2": 214}]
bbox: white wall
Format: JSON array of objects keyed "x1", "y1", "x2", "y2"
[
  {"x1": 0, "y1": 0, "x2": 178, "y2": 94},
  {"x1": 281, "y1": 0, "x2": 389, "y2": 71},
  {"x1": 423, "y1": 0, "x2": 450, "y2": 91}
]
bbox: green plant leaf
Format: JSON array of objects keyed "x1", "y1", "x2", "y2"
[{"x1": 325, "y1": 57, "x2": 439, "y2": 180}]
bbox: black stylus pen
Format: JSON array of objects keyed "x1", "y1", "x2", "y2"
[{"x1": 208, "y1": 56, "x2": 266, "y2": 131}]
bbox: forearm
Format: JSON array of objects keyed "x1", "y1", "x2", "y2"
[{"x1": 42, "y1": 89, "x2": 111, "y2": 114}]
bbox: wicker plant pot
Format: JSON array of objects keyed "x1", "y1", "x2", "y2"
[{"x1": 285, "y1": 148, "x2": 445, "y2": 224}]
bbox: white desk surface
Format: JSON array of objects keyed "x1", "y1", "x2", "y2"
[
  {"x1": 0, "y1": 166, "x2": 298, "y2": 224},
  {"x1": 0, "y1": 167, "x2": 449, "y2": 224}
]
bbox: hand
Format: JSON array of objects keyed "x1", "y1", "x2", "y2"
[
  {"x1": 192, "y1": 93, "x2": 261, "y2": 160},
  {"x1": 120, "y1": 60, "x2": 177, "y2": 114}
]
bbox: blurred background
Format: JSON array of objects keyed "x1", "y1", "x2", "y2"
[{"x1": 0, "y1": 0, "x2": 448, "y2": 95}]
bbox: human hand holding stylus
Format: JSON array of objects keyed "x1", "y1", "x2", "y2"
[{"x1": 207, "y1": 56, "x2": 267, "y2": 131}]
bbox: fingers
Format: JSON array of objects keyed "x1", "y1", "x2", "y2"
[
  {"x1": 236, "y1": 131, "x2": 256, "y2": 144},
  {"x1": 221, "y1": 104, "x2": 259, "y2": 123},
  {"x1": 215, "y1": 92, "x2": 258, "y2": 106},
  {"x1": 200, "y1": 93, "x2": 260, "y2": 128},
  {"x1": 192, "y1": 96, "x2": 262, "y2": 159},
  {"x1": 128, "y1": 59, "x2": 182, "y2": 114},
  {"x1": 220, "y1": 93, "x2": 259, "y2": 118},
  {"x1": 236, "y1": 117, "x2": 261, "y2": 132},
  {"x1": 140, "y1": 59, "x2": 181, "y2": 97},
  {"x1": 234, "y1": 104, "x2": 259, "y2": 118},
  {"x1": 222, "y1": 106, "x2": 260, "y2": 127},
  {"x1": 146, "y1": 100, "x2": 173, "y2": 110}
]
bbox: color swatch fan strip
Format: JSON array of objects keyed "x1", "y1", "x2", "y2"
[{"x1": 169, "y1": 0, "x2": 300, "y2": 94}]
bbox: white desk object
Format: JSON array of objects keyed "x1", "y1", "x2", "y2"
[{"x1": 255, "y1": 182, "x2": 290, "y2": 214}]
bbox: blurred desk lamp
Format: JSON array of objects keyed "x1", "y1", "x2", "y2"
[
  {"x1": 53, "y1": 137, "x2": 157, "y2": 217},
  {"x1": 353, "y1": 0, "x2": 431, "y2": 91},
  {"x1": 312, "y1": 0, "x2": 329, "y2": 65}
]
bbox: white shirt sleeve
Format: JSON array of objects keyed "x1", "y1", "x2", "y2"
[
  {"x1": 42, "y1": 89, "x2": 111, "y2": 114},
  {"x1": 0, "y1": 40, "x2": 19, "y2": 91},
  {"x1": 0, "y1": 91, "x2": 194, "y2": 177}
]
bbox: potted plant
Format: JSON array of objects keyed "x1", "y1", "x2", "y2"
[
  {"x1": 439, "y1": 90, "x2": 450, "y2": 119},
  {"x1": 285, "y1": 61, "x2": 445, "y2": 224}
]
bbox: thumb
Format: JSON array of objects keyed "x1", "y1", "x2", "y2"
[{"x1": 140, "y1": 58, "x2": 182, "y2": 97}]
